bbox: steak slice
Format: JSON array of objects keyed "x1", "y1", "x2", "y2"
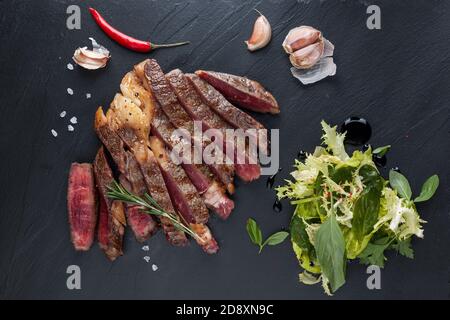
[
  {"x1": 149, "y1": 136, "x2": 219, "y2": 254},
  {"x1": 107, "y1": 89, "x2": 188, "y2": 246},
  {"x1": 135, "y1": 148, "x2": 188, "y2": 246},
  {"x1": 196, "y1": 70, "x2": 280, "y2": 114},
  {"x1": 152, "y1": 104, "x2": 235, "y2": 219},
  {"x1": 95, "y1": 108, "x2": 158, "y2": 243},
  {"x1": 121, "y1": 153, "x2": 158, "y2": 243},
  {"x1": 93, "y1": 148, "x2": 126, "y2": 261},
  {"x1": 149, "y1": 136, "x2": 209, "y2": 224},
  {"x1": 143, "y1": 59, "x2": 235, "y2": 189},
  {"x1": 187, "y1": 73, "x2": 268, "y2": 155},
  {"x1": 67, "y1": 163, "x2": 97, "y2": 251},
  {"x1": 166, "y1": 69, "x2": 261, "y2": 182}
]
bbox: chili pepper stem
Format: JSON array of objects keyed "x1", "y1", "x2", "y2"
[{"x1": 151, "y1": 41, "x2": 191, "y2": 49}]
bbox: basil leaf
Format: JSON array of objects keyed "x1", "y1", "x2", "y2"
[
  {"x1": 359, "y1": 165, "x2": 384, "y2": 191},
  {"x1": 246, "y1": 218, "x2": 262, "y2": 246},
  {"x1": 352, "y1": 187, "x2": 381, "y2": 239},
  {"x1": 414, "y1": 174, "x2": 439, "y2": 203},
  {"x1": 263, "y1": 231, "x2": 289, "y2": 246},
  {"x1": 373, "y1": 145, "x2": 391, "y2": 157},
  {"x1": 389, "y1": 170, "x2": 412, "y2": 200},
  {"x1": 290, "y1": 215, "x2": 314, "y2": 252},
  {"x1": 314, "y1": 214, "x2": 346, "y2": 293},
  {"x1": 329, "y1": 166, "x2": 354, "y2": 184}
]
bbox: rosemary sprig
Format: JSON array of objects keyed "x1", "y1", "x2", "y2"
[{"x1": 107, "y1": 181, "x2": 200, "y2": 241}]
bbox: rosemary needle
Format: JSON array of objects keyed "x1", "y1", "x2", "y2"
[{"x1": 107, "y1": 181, "x2": 200, "y2": 241}]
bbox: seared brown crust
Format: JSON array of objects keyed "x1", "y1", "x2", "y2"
[
  {"x1": 196, "y1": 70, "x2": 280, "y2": 114},
  {"x1": 144, "y1": 59, "x2": 235, "y2": 189},
  {"x1": 166, "y1": 69, "x2": 261, "y2": 182},
  {"x1": 95, "y1": 108, "x2": 158, "y2": 243},
  {"x1": 187, "y1": 73, "x2": 268, "y2": 155},
  {"x1": 137, "y1": 148, "x2": 189, "y2": 247},
  {"x1": 149, "y1": 136, "x2": 209, "y2": 224},
  {"x1": 93, "y1": 147, "x2": 125, "y2": 261}
]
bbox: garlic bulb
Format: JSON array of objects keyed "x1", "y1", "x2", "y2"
[
  {"x1": 283, "y1": 26, "x2": 336, "y2": 84},
  {"x1": 72, "y1": 38, "x2": 110, "y2": 70},
  {"x1": 245, "y1": 10, "x2": 272, "y2": 52}
]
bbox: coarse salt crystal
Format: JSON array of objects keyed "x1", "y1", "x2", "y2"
[
  {"x1": 86, "y1": 93, "x2": 91, "y2": 99},
  {"x1": 68, "y1": 125, "x2": 74, "y2": 132},
  {"x1": 142, "y1": 245, "x2": 149, "y2": 251},
  {"x1": 51, "y1": 129, "x2": 58, "y2": 137},
  {"x1": 70, "y1": 117, "x2": 77, "y2": 124},
  {"x1": 143, "y1": 256, "x2": 150, "y2": 263},
  {"x1": 67, "y1": 88, "x2": 74, "y2": 95},
  {"x1": 60, "y1": 111, "x2": 66, "y2": 118},
  {"x1": 67, "y1": 63, "x2": 74, "y2": 70},
  {"x1": 152, "y1": 264, "x2": 158, "y2": 271}
]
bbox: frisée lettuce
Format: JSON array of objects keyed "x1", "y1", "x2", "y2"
[{"x1": 276, "y1": 121, "x2": 439, "y2": 295}]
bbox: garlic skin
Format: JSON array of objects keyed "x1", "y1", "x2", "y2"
[
  {"x1": 289, "y1": 41, "x2": 324, "y2": 69},
  {"x1": 72, "y1": 38, "x2": 110, "y2": 70},
  {"x1": 282, "y1": 26, "x2": 322, "y2": 54},
  {"x1": 245, "y1": 10, "x2": 272, "y2": 52}
]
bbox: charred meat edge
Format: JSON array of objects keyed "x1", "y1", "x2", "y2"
[
  {"x1": 136, "y1": 147, "x2": 189, "y2": 247},
  {"x1": 187, "y1": 73, "x2": 268, "y2": 155},
  {"x1": 143, "y1": 59, "x2": 235, "y2": 190},
  {"x1": 93, "y1": 147, "x2": 126, "y2": 261},
  {"x1": 151, "y1": 104, "x2": 235, "y2": 219},
  {"x1": 149, "y1": 136, "x2": 209, "y2": 224},
  {"x1": 150, "y1": 136, "x2": 219, "y2": 254},
  {"x1": 196, "y1": 70, "x2": 280, "y2": 114},
  {"x1": 68, "y1": 163, "x2": 97, "y2": 251},
  {"x1": 166, "y1": 69, "x2": 261, "y2": 182},
  {"x1": 109, "y1": 83, "x2": 188, "y2": 246},
  {"x1": 94, "y1": 108, "x2": 158, "y2": 243}
]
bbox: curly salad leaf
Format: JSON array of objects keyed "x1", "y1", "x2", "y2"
[{"x1": 277, "y1": 121, "x2": 439, "y2": 295}]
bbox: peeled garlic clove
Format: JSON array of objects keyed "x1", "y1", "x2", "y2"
[
  {"x1": 282, "y1": 26, "x2": 322, "y2": 54},
  {"x1": 245, "y1": 10, "x2": 272, "y2": 52},
  {"x1": 72, "y1": 38, "x2": 110, "y2": 70},
  {"x1": 289, "y1": 41, "x2": 324, "y2": 69}
]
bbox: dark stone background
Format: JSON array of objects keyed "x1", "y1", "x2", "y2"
[{"x1": 0, "y1": 0, "x2": 448, "y2": 299}]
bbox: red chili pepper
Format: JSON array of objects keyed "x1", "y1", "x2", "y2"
[{"x1": 89, "y1": 8, "x2": 190, "y2": 53}]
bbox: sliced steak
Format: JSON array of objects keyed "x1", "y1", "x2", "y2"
[
  {"x1": 121, "y1": 153, "x2": 158, "y2": 243},
  {"x1": 187, "y1": 73, "x2": 268, "y2": 155},
  {"x1": 149, "y1": 136, "x2": 209, "y2": 224},
  {"x1": 152, "y1": 105, "x2": 234, "y2": 219},
  {"x1": 134, "y1": 147, "x2": 189, "y2": 247},
  {"x1": 196, "y1": 70, "x2": 280, "y2": 114},
  {"x1": 143, "y1": 59, "x2": 235, "y2": 189},
  {"x1": 93, "y1": 148, "x2": 125, "y2": 261},
  {"x1": 67, "y1": 163, "x2": 97, "y2": 251},
  {"x1": 166, "y1": 69, "x2": 261, "y2": 182},
  {"x1": 95, "y1": 108, "x2": 158, "y2": 243},
  {"x1": 150, "y1": 136, "x2": 219, "y2": 254}
]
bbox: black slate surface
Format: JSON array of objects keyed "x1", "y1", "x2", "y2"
[{"x1": 0, "y1": 0, "x2": 449, "y2": 300}]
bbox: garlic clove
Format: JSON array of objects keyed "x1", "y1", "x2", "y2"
[
  {"x1": 245, "y1": 10, "x2": 272, "y2": 52},
  {"x1": 282, "y1": 26, "x2": 322, "y2": 54},
  {"x1": 72, "y1": 38, "x2": 110, "y2": 70},
  {"x1": 289, "y1": 41, "x2": 324, "y2": 69}
]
